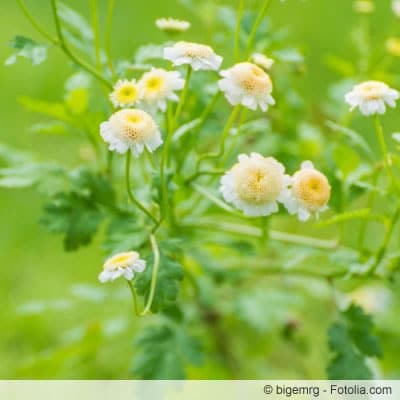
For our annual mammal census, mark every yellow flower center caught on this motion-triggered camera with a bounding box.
[358,81,386,100]
[145,76,164,92]
[177,41,214,58]
[115,84,138,104]
[292,169,331,210]
[231,62,272,94]
[232,158,283,204]
[104,251,139,271]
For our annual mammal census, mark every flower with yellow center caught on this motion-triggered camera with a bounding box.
[386,37,400,57]
[100,109,162,157]
[283,161,331,221]
[109,79,140,108]
[345,81,399,116]
[99,251,146,283]
[250,53,274,71]
[220,153,290,217]
[353,0,375,14]
[393,0,400,17]
[163,41,223,71]
[139,68,184,111]
[155,18,190,33]
[218,62,275,111]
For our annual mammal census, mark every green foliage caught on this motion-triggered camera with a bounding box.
[5,36,47,66]
[40,168,115,251]
[327,304,382,380]
[132,322,203,379]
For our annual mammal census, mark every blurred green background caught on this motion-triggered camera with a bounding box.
[1,0,399,379]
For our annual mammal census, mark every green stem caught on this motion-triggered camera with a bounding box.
[105,0,116,77]
[89,0,101,69]
[16,0,58,44]
[245,0,273,57]
[50,0,112,89]
[234,0,244,61]
[173,65,192,129]
[125,151,158,223]
[127,280,140,317]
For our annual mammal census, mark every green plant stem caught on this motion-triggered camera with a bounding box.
[234,0,244,61]
[16,0,58,44]
[50,0,112,89]
[125,151,158,223]
[127,280,140,316]
[245,0,273,57]
[105,0,116,77]
[173,65,192,129]
[89,0,101,69]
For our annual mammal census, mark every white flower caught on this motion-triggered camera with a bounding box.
[353,0,375,14]
[220,153,290,217]
[250,53,274,70]
[163,41,223,71]
[139,68,184,111]
[345,81,399,116]
[218,62,275,111]
[283,161,331,222]
[99,251,146,283]
[100,109,162,157]
[393,0,400,17]
[110,79,140,108]
[156,18,190,33]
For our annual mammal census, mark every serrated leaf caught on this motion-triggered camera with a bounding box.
[5,36,47,66]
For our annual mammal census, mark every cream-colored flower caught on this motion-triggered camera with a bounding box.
[283,161,331,221]
[139,68,184,111]
[393,0,400,17]
[163,41,223,71]
[218,62,275,111]
[220,153,290,217]
[250,53,274,70]
[109,79,140,108]
[156,18,190,33]
[100,109,162,157]
[386,37,400,57]
[345,81,399,116]
[99,251,146,283]
[353,0,375,13]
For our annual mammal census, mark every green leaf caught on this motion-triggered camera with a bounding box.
[5,36,47,66]
[135,241,184,312]
[58,2,93,41]
[29,121,66,135]
[273,48,304,64]
[333,144,360,178]
[65,88,89,115]
[131,322,203,379]
[18,96,71,122]
[327,304,382,380]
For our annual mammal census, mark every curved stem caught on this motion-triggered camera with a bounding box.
[50,0,112,89]
[245,0,273,57]
[16,0,58,44]
[105,0,116,77]
[127,280,140,317]
[234,0,244,61]
[173,65,192,129]
[89,0,101,69]
[125,151,158,223]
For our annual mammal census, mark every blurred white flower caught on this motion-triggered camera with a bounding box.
[220,153,290,217]
[353,0,375,14]
[348,286,392,314]
[218,62,275,111]
[250,53,274,70]
[139,68,184,111]
[345,81,399,116]
[283,161,331,222]
[100,109,162,157]
[155,18,190,33]
[393,0,400,17]
[163,41,223,71]
[110,79,140,108]
[99,251,146,283]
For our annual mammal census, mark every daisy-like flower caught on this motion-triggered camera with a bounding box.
[155,18,190,33]
[393,0,400,17]
[345,81,399,116]
[386,37,400,57]
[100,109,162,157]
[163,41,223,71]
[250,53,275,70]
[139,68,184,111]
[353,0,375,13]
[99,251,146,283]
[283,161,331,222]
[220,153,290,217]
[218,62,275,111]
[110,79,140,108]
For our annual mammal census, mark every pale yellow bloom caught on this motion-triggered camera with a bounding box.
[156,18,190,33]
[110,79,140,108]
[250,53,274,70]
[99,251,146,282]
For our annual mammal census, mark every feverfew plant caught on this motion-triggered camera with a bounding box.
[4,0,400,380]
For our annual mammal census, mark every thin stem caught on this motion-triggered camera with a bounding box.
[245,0,273,57]
[234,0,244,61]
[105,0,116,77]
[127,280,140,317]
[89,0,101,69]
[173,65,192,129]
[16,0,58,44]
[125,151,158,223]
[50,0,112,89]
[140,234,160,315]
